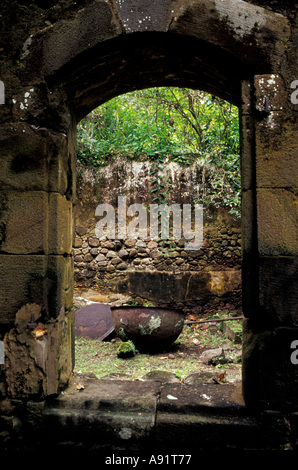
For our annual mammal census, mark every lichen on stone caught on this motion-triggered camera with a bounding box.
[139,314,161,336]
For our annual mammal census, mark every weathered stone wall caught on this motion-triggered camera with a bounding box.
[74,232,242,310]
[74,230,241,281]
[0,0,297,450]
[75,157,237,220]
[74,159,242,308]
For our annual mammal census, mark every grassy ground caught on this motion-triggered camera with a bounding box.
[74,316,242,384]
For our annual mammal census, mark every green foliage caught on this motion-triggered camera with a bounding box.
[76,87,240,214]
[116,341,137,358]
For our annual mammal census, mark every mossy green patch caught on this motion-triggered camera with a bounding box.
[117,341,136,358]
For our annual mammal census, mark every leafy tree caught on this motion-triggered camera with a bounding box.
[76,87,240,214]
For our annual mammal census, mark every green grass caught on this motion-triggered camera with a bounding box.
[75,336,201,381]
[74,319,242,382]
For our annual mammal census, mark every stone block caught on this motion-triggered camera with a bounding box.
[1,191,48,254]
[241,253,259,317]
[156,383,262,450]
[0,123,47,191]
[0,255,46,325]
[0,123,69,194]
[26,378,159,447]
[254,74,287,113]
[1,191,73,255]
[242,320,298,408]
[255,114,298,189]
[32,406,157,448]
[31,1,122,78]
[47,192,73,255]
[47,130,71,196]
[116,0,174,33]
[256,188,298,256]
[56,307,75,391]
[205,270,241,297]
[47,254,74,295]
[258,256,298,325]
[241,80,253,115]
[169,1,290,71]
[0,254,73,325]
[116,270,241,305]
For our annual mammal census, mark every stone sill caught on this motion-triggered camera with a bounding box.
[24,374,291,452]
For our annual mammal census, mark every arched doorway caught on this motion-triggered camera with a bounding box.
[1,0,296,416]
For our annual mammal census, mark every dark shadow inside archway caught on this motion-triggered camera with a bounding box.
[54,31,260,123]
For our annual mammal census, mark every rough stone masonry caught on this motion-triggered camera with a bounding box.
[0,0,297,451]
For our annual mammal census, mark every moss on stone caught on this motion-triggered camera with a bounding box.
[117,341,136,358]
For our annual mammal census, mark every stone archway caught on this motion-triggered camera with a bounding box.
[0,0,297,420]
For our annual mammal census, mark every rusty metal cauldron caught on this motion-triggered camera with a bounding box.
[111,306,185,353]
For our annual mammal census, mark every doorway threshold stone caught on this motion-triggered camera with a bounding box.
[24,375,266,451]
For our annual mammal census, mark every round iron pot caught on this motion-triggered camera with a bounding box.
[111,306,185,353]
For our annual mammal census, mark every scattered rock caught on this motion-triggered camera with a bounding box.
[147,240,158,249]
[100,373,130,381]
[199,348,223,364]
[97,261,108,266]
[184,372,215,384]
[136,240,146,248]
[142,371,180,383]
[106,265,115,272]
